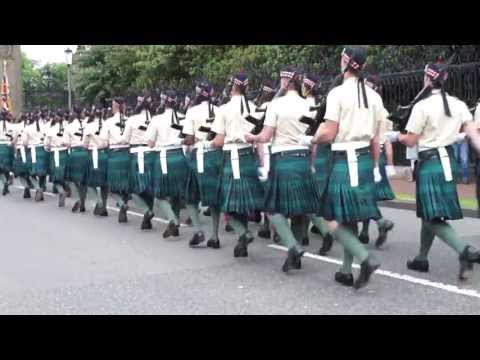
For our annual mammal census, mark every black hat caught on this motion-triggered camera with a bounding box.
[364,74,381,92]
[341,47,367,71]
[113,96,126,105]
[303,73,321,88]
[262,80,276,93]
[233,72,249,87]
[164,90,177,105]
[280,66,301,81]
[424,62,448,83]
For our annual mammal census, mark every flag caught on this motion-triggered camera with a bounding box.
[1,60,12,112]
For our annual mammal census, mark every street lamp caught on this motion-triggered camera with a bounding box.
[64,48,73,111]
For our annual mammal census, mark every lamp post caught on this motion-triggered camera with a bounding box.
[64,48,73,111]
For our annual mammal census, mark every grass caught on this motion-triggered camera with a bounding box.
[395,192,478,210]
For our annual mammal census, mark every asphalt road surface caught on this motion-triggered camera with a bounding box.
[1,185,480,315]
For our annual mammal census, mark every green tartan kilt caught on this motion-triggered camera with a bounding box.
[217,148,264,214]
[129,151,155,195]
[87,149,109,188]
[0,144,13,172]
[185,148,223,206]
[107,148,131,193]
[375,150,395,201]
[264,150,322,217]
[48,149,69,183]
[27,146,49,177]
[12,149,30,177]
[153,148,189,199]
[313,144,332,197]
[322,150,381,223]
[66,147,90,184]
[416,148,462,221]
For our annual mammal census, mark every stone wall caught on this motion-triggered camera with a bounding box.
[0,45,23,117]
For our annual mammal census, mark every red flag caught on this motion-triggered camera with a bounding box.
[1,60,12,112]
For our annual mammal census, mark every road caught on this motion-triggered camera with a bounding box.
[1,185,480,314]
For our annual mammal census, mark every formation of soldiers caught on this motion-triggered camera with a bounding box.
[1,46,480,290]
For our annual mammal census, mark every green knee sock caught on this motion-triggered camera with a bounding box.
[270,214,300,251]
[332,225,369,264]
[68,182,81,200]
[301,216,309,240]
[132,193,150,213]
[310,215,331,238]
[210,207,221,241]
[111,193,126,207]
[86,187,100,207]
[186,203,202,228]
[341,247,354,274]
[416,221,435,261]
[100,186,108,208]
[171,197,182,219]
[290,216,304,243]
[156,199,179,225]
[361,220,370,235]
[30,177,40,189]
[425,220,467,254]
[227,214,248,236]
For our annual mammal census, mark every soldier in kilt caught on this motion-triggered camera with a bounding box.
[0,109,15,196]
[124,95,156,230]
[300,47,384,289]
[147,90,189,239]
[474,103,480,217]
[182,81,223,249]
[45,110,70,207]
[357,75,395,248]
[387,61,480,281]
[64,107,89,213]
[83,106,109,217]
[210,72,265,258]
[23,112,49,202]
[101,97,131,223]
[12,114,34,199]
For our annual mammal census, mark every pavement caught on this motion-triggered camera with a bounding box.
[1,184,480,314]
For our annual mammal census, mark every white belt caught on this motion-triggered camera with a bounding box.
[263,144,271,174]
[0,140,11,145]
[194,142,216,174]
[51,147,68,168]
[223,143,252,180]
[437,147,453,182]
[270,144,309,154]
[331,141,370,187]
[109,144,129,150]
[156,145,183,174]
[130,146,153,175]
[28,144,43,164]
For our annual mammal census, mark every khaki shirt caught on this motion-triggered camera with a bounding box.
[45,122,69,148]
[84,119,108,149]
[146,108,183,147]
[264,90,310,147]
[65,119,86,147]
[0,121,17,143]
[211,95,259,144]
[377,108,393,145]
[183,101,219,141]
[124,110,152,145]
[99,113,129,146]
[22,122,48,146]
[474,103,480,128]
[324,76,385,143]
[405,90,473,151]
[12,123,26,148]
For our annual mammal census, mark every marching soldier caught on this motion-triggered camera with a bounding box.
[147,90,189,238]
[100,97,131,223]
[300,47,384,289]
[0,109,15,196]
[12,113,33,199]
[386,61,480,280]
[83,106,109,216]
[245,66,321,271]
[210,72,265,258]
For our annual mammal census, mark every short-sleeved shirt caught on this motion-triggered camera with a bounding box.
[182,101,219,142]
[84,119,108,149]
[324,76,385,144]
[99,113,129,146]
[405,90,473,152]
[474,103,480,128]
[211,95,260,145]
[22,121,48,146]
[377,107,393,145]
[124,110,152,145]
[146,108,183,147]
[264,90,310,147]
[0,121,17,143]
[45,122,68,148]
[65,118,86,147]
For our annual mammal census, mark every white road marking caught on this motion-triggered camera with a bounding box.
[269,244,480,299]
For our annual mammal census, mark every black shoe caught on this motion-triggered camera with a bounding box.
[354,255,380,290]
[359,232,369,245]
[207,238,220,249]
[98,206,108,217]
[79,204,86,213]
[163,221,179,238]
[311,225,321,235]
[34,190,44,202]
[335,272,354,287]
[141,211,154,230]
[225,223,234,232]
[250,211,262,224]
[258,228,271,239]
[93,203,100,216]
[185,217,193,226]
[375,220,394,248]
[189,232,206,247]
[72,200,80,213]
[233,243,248,258]
[58,193,65,208]
[318,233,334,256]
[118,205,128,223]
[459,246,480,280]
[203,208,211,217]
[273,233,281,244]
[2,183,9,196]
[407,258,429,273]
[282,247,305,273]
[23,188,31,199]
